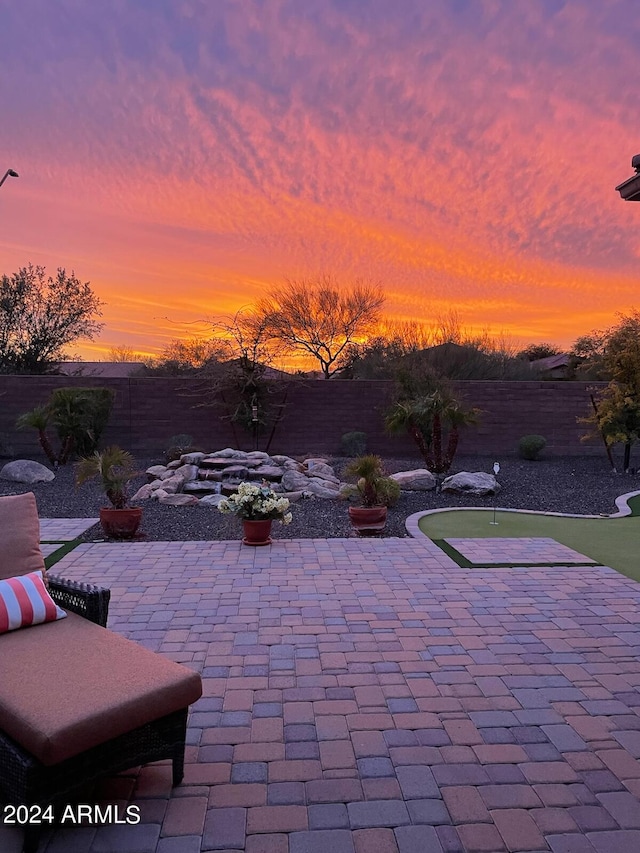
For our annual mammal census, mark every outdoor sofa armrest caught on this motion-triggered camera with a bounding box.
[47,575,111,627]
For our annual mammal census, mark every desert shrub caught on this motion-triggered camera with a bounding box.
[518,434,546,461]
[164,433,200,462]
[341,430,367,457]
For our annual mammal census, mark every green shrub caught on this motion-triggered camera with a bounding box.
[340,430,367,457]
[518,434,547,461]
[17,386,114,465]
[49,387,114,458]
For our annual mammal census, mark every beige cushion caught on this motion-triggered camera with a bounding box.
[0,612,203,765]
[0,493,46,581]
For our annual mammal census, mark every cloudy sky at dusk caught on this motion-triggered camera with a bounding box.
[1,0,639,359]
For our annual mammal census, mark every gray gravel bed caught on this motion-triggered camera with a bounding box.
[1,454,638,542]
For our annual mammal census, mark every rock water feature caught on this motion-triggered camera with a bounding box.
[129,447,499,507]
[131,449,348,506]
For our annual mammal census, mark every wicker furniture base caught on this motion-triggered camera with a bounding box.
[0,576,194,853]
[0,708,187,853]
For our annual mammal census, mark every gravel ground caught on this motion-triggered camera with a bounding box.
[2,452,639,542]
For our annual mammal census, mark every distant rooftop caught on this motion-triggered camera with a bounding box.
[56,361,144,378]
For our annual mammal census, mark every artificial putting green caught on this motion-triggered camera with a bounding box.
[418,509,640,583]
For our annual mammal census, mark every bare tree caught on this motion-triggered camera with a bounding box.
[107,344,137,362]
[257,276,385,378]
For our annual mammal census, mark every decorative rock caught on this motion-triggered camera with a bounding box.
[441,471,501,496]
[251,465,285,481]
[158,493,198,506]
[172,464,199,482]
[281,491,305,503]
[304,481,341,498]
[130,484,154,501]
[158,474,185,494]
[146,465,167,480]
[166,460,182,469]
[307,476,340,491]
[198,470,223,481]
[271,455,296,465]
[159,468,177,480]
[221,465,249,479]
[282,469,310,491]
[211,448,248,459]
[199,458,236,470]
[304,458,329,468]
[304,461,335,479]
[390,469,437,491]
[246,451,271,461]
[282,459,305,471]
[198,493,226,506]
[148,479,165,491]
[180,452,206,464]
[183,481,222,494]
[0,460,55,484]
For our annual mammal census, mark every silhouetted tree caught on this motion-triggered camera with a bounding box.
[256,276,385,378]
[0,265,104,373]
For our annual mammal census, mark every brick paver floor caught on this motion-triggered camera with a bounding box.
[5,536,640,853]
[39,517,99,541]
[445,537,599,566]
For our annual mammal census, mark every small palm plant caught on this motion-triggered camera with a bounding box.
[386,384,479,475]
[16,405,57,465]
[75,446,138,509]
[344,454,400,507]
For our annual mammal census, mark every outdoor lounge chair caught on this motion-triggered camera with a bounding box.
[0,493,203,853]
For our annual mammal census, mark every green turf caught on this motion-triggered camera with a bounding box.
[418,510,640,582]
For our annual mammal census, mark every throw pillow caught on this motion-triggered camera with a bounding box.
[0,493,46,581]
[0,570,67,634]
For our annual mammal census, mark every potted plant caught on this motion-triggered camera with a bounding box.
[343,454,400,535]
[217,481,292,545]
[76,446,142,539]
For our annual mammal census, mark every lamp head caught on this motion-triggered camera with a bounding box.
[7,169,18,178]
[632,154,640,174]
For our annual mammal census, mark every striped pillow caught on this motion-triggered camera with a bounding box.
[0,571,67,634]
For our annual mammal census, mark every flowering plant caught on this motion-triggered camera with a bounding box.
[218,482,293,524]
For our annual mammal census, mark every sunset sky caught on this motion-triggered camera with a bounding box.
[1,0,639,360]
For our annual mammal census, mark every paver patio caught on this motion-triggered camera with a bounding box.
[444,537,599,566]
[5,536,640,853]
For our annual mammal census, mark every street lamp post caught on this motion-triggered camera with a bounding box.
[0,168,19,189]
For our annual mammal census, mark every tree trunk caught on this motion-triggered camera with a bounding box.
[432,414,443,473]
[624,441,631,473]
[37,429,57,466]
[407,423,431,468]
[444,428,459,473]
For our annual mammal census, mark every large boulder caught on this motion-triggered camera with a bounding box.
[130,483,154,501]
[0,460,55,483]
[146,465,168,480]
[441,472,501,496]
[390,469,437,491]
[282,469,310,491]
[172,463,199,482]
[303,481,341,499]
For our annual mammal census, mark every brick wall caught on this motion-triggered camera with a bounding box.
[0,375,606,458]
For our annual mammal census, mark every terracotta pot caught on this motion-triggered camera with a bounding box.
[242,519,273,546]
[99,507,143,539]
[348,505,387,536]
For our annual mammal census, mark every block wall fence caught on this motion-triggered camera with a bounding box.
[0,376,607,459]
